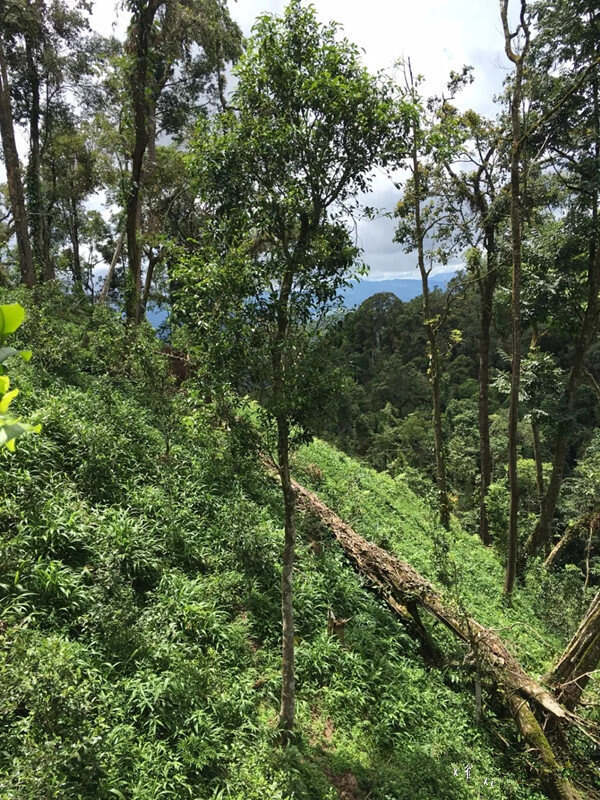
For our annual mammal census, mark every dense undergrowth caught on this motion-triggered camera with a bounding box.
[0,287,588,799]
[293,442,595,675]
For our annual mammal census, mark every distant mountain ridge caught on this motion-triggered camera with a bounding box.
[146,270,459,327]
[341,271,458,308]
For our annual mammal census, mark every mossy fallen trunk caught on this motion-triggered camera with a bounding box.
[507,694,580,800]
[272,467,586,800]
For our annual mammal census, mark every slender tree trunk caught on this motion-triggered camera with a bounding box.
[141,248,160,313]
[412,139,450,530]
[548,591,600,711]
[25,32,49,280]
[125,3,162,323]
[70,197,82,289]
[428,324,450,530]
[42,157,57,274]
[272,266,297,741]
[277,414,296,741]
[531,420,544,507]
[528,325,546,512]
[0,39,35,287]
[126,121,146,323]
[527,70,600,557]
[216,36,228,111]
[501,0,529,596]
[478,257,496,545]
[98,231,124,304]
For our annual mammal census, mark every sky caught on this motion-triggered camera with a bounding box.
[4,0,515,281]
[89,0,513,280]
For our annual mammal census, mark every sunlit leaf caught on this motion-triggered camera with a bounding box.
[0,304,25,336]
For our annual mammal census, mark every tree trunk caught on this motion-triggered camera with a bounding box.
[277,414,296,742]
[506,693,582,800]
[125,3,162,323]
[544,524,577,570]
[268,465,586,800]
[412,139,450,530]
[272,265,296,741]
[125,118,145,323]
[527,56,600,558]
[531,419,545,509]
[70,196,82,289]
[548,592,600,711]
[24,31,48,280]
[141,248,160,314]
[501,0,529,596]
[0,38,35,287]
[505,103,522,595]
[98,231,124,304]
[527,246,600,556]
[478,257,496,545]
[429,325,450,530]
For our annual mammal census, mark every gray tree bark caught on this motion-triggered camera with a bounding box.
[0,38,35,287]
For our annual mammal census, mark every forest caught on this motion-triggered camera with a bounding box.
[0,0,599,798]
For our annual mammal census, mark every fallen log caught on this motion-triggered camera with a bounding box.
[544,512,599,570]
[548,591,600,711]
[276,467,589,800]
[544,524,578,570]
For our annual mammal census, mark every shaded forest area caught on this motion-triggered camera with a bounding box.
[1,0,600,798]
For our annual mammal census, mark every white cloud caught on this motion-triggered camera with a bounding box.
[3,0,512,279]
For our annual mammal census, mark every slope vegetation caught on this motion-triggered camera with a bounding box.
[0,290,570,799]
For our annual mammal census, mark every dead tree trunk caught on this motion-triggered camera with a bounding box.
[267,464,589,800]
[98,232,124,304]
[548,592,600,712]
[544,525,577,570]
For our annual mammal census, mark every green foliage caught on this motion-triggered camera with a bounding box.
[176,0,404,440]
[0,303,41,451]
[0,288,559,799]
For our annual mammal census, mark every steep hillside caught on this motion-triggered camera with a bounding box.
[293,441,585,676]
[0,291,584,800]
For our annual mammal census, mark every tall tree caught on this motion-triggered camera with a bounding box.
[394,63,466,531]
[123,0,242,323]
[500,0,530,596]
[46,121,99,290]
[525,0,600,557]
[0,20,34,286]
[175,0,400,739]
[442,111,507,544]
[4,0,94,281]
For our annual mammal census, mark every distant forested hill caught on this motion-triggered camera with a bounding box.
[342,271,457,307]
[146,271,459,328]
